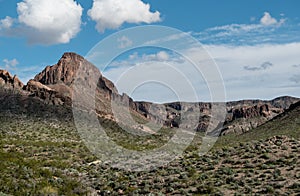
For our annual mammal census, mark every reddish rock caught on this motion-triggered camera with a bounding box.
[0,70,24,89]
[25,79,70,105]
[33,52,118,105]
[34,52,84,85]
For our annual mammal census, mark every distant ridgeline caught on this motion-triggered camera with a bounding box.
[0,52,299,136]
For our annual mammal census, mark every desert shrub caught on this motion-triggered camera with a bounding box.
[261,185,274,194]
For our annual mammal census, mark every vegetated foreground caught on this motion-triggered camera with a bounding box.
[0,111,299,195]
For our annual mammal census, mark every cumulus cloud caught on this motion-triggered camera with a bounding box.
[0,0,83,45]
[260,12,277,26]
[143,51,170,62]
[244,61,273,71]
[0,16,14,29]
[129,52,139,60]
[156,51,170,61]
[260,12,285,26]
[17,0,83,44]
[88,0,161,32]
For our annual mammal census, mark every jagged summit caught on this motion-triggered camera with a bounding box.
[33,52,118,94]
[26,52,118,108]
[34,52,85,85]
[0,70,24,89]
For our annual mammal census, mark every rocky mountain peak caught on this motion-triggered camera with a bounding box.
[34,52,85,86]
[25,52,119,108]
[0,70,24,89]
[58,52,85,65]
[33,52,118,94]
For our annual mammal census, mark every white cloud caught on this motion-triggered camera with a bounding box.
[260,12,278,26]
[0,0,83,45]
[129,52,139,60]
[102,42,300,102]
[144,32,192,45]
[205,43,300,100]
[17,0,83,44]
[0,16,14,29]
[88,0,161,32]
[196,12,289,45]
[104,53,209,103]
[118,36,133,48]
[143,51,170,62]
[106,51,176,71]
[1,58,19,71]
[260,12,286,27]
[116,51,174,66]
[203,13,285,36]
[206,24,260,33]
[156,51,169,61]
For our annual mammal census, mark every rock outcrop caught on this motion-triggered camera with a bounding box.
[34,52,84,85]
[25,80,69,105]
[221,96,299,135]
[133,96,299,135]
[29,52,119,109]
[0,70,24,90]
[34,52,118,94]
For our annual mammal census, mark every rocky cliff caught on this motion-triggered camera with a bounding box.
[0,70,23,90]
[24,52,118,109]
[0,52,299,136]
[221,97,299,135]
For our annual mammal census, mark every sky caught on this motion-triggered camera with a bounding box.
[0,0,300,102]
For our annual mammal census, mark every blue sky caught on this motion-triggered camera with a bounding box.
[0,0,300,102]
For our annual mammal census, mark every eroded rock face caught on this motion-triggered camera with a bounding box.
[0,70,24,89]
[34,52,118,94]
[34,52,84,85]
[31,52,119,108]
[230,104,272,120]
[136,97,300,135]
[25,80,70,105]
[221,96,300,135]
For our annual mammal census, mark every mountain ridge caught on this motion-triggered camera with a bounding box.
[0,52,299,135]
